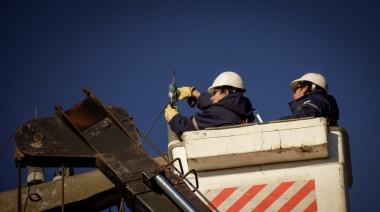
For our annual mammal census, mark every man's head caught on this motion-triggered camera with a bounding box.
[208,71,245,103]
[290,73,328,100]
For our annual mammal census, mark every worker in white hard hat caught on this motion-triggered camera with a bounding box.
[279,73,339,126]
[165,71,254,134]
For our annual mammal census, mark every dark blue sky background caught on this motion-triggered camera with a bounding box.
[1,1,379,211]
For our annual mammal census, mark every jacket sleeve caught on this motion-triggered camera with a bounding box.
[169,105,242,134]
[169,92,213,134]
[169,92,250,134]
[194,107,239,129]
[197,92,213,109]
[279,99,323,120]
[169,114,197,134]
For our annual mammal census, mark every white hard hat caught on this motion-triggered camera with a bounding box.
[207,71,245,93]
[291,73,328,92]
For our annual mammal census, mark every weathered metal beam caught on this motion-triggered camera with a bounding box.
[0,169,117,211]
[0,156,168,211]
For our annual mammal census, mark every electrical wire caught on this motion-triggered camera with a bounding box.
[118,197,125,212]
[139,102,170,145]
[0,132,15,158]
[17,161,22,212]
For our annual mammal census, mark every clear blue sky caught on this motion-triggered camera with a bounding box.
[1,1,379,211]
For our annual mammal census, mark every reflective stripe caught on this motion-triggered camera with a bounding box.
[192,116,200,130]
[205,180,316,211]
[302,102,322,114]
[302,102,336,124]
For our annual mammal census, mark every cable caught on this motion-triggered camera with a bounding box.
[118,197,125,212]
[140,102,170,145]
[0,132,15,158]
[61,165,64,212]
[17,161,22,212]
[137,129,169,162]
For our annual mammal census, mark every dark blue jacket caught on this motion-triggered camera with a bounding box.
[169,92,254,134]
[280,88,339,126]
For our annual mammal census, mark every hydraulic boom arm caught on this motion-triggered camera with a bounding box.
[14,86,209,211]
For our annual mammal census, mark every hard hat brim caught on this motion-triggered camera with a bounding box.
[291,79,303,92]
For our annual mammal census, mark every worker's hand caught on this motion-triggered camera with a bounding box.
[165,104,179,122]
[176,87,195,101]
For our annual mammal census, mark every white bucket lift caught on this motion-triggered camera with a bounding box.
[168,117,352,211]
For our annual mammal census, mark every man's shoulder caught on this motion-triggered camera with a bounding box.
[305,92,332,105]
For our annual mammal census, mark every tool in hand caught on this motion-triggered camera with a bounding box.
[168,69,197,108]
[168,70,178,106]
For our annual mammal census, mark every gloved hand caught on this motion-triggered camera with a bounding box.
[176,87,195,101]
[165,104,179,122]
